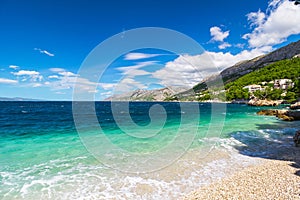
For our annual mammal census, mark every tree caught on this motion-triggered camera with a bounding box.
[284,91,296,103]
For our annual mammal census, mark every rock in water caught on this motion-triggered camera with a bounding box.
[290,102,300,110]
[257,109,300,121]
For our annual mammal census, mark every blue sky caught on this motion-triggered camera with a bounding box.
[0,0,300,100]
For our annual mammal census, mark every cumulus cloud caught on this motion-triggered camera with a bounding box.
[0,78,18,84]
[243,0,300,48]
[209,26,231,49]
[152,54,216,88]
[12,70,43,82]
[9,65,19,70]
[205,46,272,70]
[153,45,272,88]
[124,53,160,60]
[210,26,230,42]
[34,48,54,57]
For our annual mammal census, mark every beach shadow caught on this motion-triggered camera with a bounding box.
[290,163,300,176]
[230,120,300,177]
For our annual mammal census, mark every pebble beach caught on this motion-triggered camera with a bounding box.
[185,143,300,200]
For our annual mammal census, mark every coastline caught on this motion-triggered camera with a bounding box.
[184,135,300,200]
[185,159,300,200]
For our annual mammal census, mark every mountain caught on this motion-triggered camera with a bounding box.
[0,97,43,101]
[176,40,300,99]
[106,40,300,102]
[193,40,300,92]
[225,58,300,102]
[105,87,186,101]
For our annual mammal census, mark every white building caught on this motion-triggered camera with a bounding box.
[274,79,294,90]
[243,84,262,93]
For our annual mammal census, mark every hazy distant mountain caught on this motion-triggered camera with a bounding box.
[105,87,187,101]
[0,97,43,101]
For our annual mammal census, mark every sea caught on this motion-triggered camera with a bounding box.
[0,101,299,199]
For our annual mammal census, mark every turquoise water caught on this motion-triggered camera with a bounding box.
[0,102,299,199]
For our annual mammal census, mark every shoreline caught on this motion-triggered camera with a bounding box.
[184,137,300,200]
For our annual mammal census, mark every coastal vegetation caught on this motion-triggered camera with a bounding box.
[225,58,300,102]
[192,58,300,102]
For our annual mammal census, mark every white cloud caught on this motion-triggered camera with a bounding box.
[98,82,116,90]
[13,70,39,76]
[48,75,59,79]
[100,62,153,93]
[49,68,65,72]
[246,9,266,28]
[12,70,43,82]
[114,78,147,92]
[243,0,300,48]
[0,78,18,84]
[210,26,230,42]
[46,72,98,93]
[218,42,232,49]
[49,68,78,77]
[152,54,216,88]
[235,43,245,49]
[124,53,160,60]
[34,48,54,57]
[46,68,97,92]
[153,46,272,88]
[100,91,112,97]
[206,46,272,70]
[32,83,42,87]
[116,61,157,78]
[9,65,19,70]
[58,71,78,77]
[210,26,231,49]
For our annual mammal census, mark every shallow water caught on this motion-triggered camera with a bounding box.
[0,102,299,199]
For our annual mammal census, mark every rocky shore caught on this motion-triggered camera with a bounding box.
[257,109,300,121]
[247,99,283,106]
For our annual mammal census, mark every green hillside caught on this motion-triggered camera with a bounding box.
[225,58,300,101]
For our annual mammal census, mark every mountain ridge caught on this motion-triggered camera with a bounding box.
[191,40,300,93]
